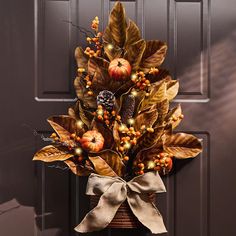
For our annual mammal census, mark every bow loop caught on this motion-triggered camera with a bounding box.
[75,171,167,234]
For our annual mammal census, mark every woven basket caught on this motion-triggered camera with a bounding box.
[90,194,155,228]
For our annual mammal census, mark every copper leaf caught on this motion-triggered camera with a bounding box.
[74,76,97,108]
[74,47,88,70]
[164,133,202,158]
[124,39,146,71]
[165,104,182,129]
[47,115,79,146]
[64,160,92,176]
[107,2,127,48]
[33,145,73,162]
[125,19,141,46]
[140,81,167,111]
[98,150,125,177]
[134,108,158,131]
[154,99,169,126]
[89,156,117,177]
[139,40,167,73]
[166,80,179,101]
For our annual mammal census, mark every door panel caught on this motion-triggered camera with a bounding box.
[1,0,236,236]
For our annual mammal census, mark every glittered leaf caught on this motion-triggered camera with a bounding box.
[139,40,167,73]
[33,145,73,162]
[74,76,97,108]
[164,133,202,158]
[89,156,117,177]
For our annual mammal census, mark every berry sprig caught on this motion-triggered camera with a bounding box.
[94,105,117,127]
[131,71,151,92]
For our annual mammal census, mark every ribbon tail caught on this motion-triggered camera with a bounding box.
[75,182,126,233]
[127,192,167,234]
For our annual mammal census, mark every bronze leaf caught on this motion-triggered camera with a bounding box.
[74,47,89,70]
[74,76,97,108]
[64,160,92,176]
[89,156,117,177]
[139,40,167,73]
[166,80,179,101]
[125,19,141,46]
[107,1,127,48]
[134,108,158,131]
[33,145,74,162]
[124,39,146,71]
[164,133,202,159]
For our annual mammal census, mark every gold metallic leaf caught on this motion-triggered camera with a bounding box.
[140,81,167,111]
[125,19,141,46]
[164,133,202,158]
[103,41,123,61]
[64,160,92,176]
[74,76,97,108]
[124,39,146,71]
[33,145,73,162]
[139,40,167,73]
[107,1,127,48]
[74,47,88,70]
[166,80,179,101]
[134,109,158,131]
[47,115,79,147]
[165,104,182,129]
[97,150,125,177]
[89,156,117,177]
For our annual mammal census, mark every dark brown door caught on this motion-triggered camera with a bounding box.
[1,0,236,236]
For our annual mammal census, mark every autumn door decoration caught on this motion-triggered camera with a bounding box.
[33,2,202,234]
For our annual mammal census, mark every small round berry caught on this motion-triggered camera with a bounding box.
[87,91,93,96]
[123,156,129,161]
[70,133,76,139]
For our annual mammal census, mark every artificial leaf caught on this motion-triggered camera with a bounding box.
[166,80,179,101]
[103,41,123,61]
[74,76,97,108]
[91,120,114,149]
[113,121,120,145]
[135,126,165,153]
[89,156,117,177]
[146,68,171,84]
[97,150,125,176]
[107,1,127,48]
[140,81,167,111]
[64,160,92,176]
[165,104,182,129]
[124,39,146,71]
[74,47,88,70]
[139,40,167,73]
[68,107,76,119]
[33,145,73,162]
[125,19,141,46]
[47,115,79,146]
[74,100,93,129]
[164,133,202,158]
[154,99,169,126]
[134,109,158,131]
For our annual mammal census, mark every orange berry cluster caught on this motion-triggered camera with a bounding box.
[50,132,59,141]
[148,67,159,75]
[77,69,94,96]
[95,105,116,127]
[131,71,151,91]
[91,16,99,32]
[117,124,141,155]
[171,114,184,121]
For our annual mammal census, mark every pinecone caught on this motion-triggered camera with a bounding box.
[96,90,115,111]
[120,94,135,123]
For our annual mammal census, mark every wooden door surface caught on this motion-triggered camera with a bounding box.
[1,0,236,236]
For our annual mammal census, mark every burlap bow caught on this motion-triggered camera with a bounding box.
[75,171,167,234]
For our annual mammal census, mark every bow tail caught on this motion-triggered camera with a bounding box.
[127,192,167,234]
[75,182,126,233]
